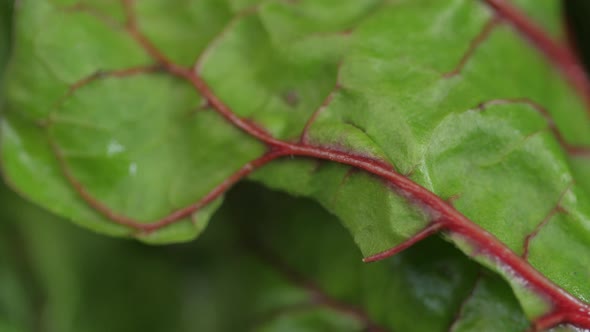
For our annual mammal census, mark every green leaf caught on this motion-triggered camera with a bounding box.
[0,181,528,331]
[0,0,10,61]
[2,0,590,330]
[0,0,13,85]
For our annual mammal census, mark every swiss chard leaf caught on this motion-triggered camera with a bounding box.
[2,0,590,330]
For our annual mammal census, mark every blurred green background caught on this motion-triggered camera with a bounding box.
[0,1,588,331]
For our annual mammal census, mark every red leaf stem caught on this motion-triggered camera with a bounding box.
[39,1,590,329]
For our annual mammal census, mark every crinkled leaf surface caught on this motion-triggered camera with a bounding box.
[2,0,590,330]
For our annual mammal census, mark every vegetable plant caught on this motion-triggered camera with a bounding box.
[1,0,590,331]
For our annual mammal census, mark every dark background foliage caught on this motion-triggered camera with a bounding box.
[565,1,590,74]
[0,1,588,331]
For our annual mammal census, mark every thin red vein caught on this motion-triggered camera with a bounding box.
[122,0,173,67]
[247,240,388,332]
[300,61,344,144]
[363,222,444,263]
[43,2,590,330]
[475,98,590,157]
[121,0,259,148]
[194,5,259,71]
[522,184,572,259]
[329,167,359,206]
[60,2,122,29]
[50,135,280,232]
[135,152,281,232]
[532,311,590,331]
[444,16,500,77]
[169,65,287,147]
[119,1,284,146]
[447,275,482,332]
[121,0,136,29]
[47,135,142,229]
[267,143,590,328]
[483,0,590,114]
[56,65,162,107]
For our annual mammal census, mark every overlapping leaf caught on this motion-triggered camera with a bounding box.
[0,181,528,331]
[2,0,590,330]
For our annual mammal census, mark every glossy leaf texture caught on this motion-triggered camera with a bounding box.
[1,0,590,330]
[0,181,528,332]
